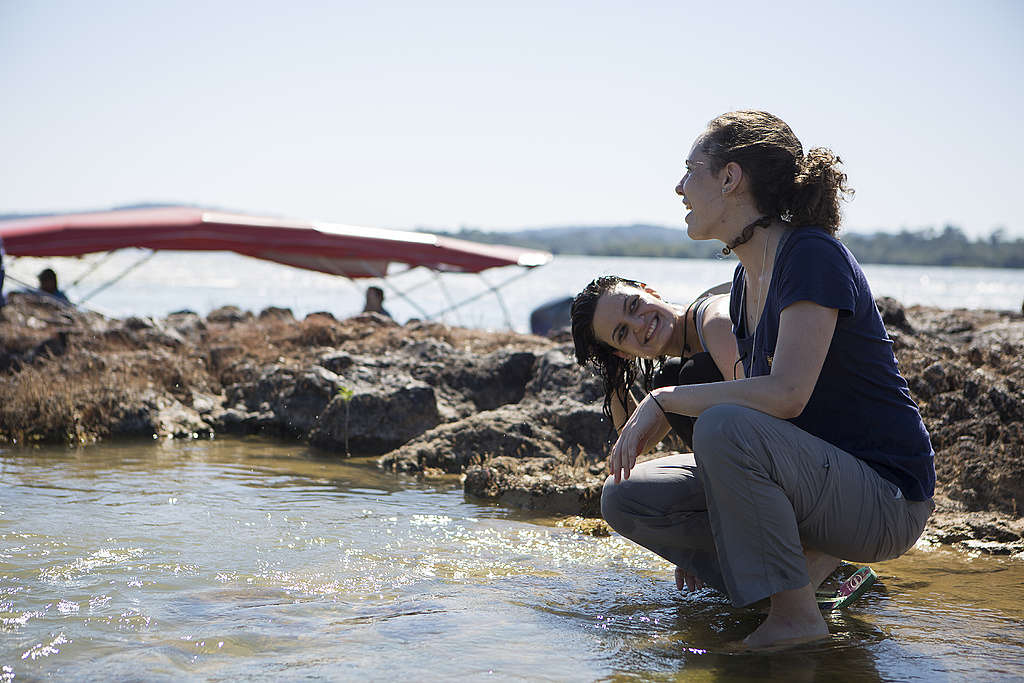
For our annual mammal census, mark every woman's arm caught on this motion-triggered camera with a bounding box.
[608,301,838,483]
[609,384,672,449]
[699,294,742,379]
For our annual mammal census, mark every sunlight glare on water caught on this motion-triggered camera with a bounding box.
[1,438,1022,681]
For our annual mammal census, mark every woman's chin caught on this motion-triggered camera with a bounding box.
[687,225,717,243]
[685,216,703,240]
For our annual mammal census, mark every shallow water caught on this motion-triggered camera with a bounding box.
[2,438,1022,681]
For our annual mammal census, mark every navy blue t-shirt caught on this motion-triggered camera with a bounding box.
[730,227,935,500]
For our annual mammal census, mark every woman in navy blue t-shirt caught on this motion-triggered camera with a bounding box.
[607,111,935,650]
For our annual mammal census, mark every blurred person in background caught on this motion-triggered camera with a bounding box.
[362,285,392,318]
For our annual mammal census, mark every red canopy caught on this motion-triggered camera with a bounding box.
[0,207,551,278]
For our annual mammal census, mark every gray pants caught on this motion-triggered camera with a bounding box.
[601,404,934,607]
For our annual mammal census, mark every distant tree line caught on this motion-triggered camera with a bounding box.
[436,224,1024,268]
[840,226,1023,268]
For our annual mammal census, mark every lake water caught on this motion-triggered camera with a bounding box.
[3,438,1023,681]
[5,251,1023,332]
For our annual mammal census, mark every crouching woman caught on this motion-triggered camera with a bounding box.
[587,110,935,650]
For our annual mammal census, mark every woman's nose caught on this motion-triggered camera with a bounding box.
[675,180,684,196]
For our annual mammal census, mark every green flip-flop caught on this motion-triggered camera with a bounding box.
[816,566,878,611]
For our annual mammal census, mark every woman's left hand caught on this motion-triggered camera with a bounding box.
[609,392,668,484]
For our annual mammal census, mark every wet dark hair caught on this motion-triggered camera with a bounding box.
[571,275,660,427]
[700,110,854,249]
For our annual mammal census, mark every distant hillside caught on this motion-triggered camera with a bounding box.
[437,224,1024,268]
[443,224,723,259]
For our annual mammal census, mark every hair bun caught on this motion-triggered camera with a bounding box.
[789,147,854,229]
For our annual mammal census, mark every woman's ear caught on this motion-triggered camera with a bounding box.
[721,161,744,195]
[613,350,634,360]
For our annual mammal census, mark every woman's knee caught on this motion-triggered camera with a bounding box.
[692,403,754,454]
[600,475,637,535]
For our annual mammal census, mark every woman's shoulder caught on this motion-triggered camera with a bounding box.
[776,227,871,313]
[782,226,859,265]
[785,225,842,246]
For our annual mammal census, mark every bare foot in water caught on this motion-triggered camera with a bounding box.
[742,583,829,650]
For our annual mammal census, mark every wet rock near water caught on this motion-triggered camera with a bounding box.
[380,399,605,474]
[892,302,1024,518]
[309,379,441,454]
[922,499,1024,558]
[1,294,1022,556]
[217,363,341,438]
[463,455,605,517]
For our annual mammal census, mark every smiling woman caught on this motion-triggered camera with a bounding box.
[600,110,937,651]
[570,275,736,442]
[591,283,681,359]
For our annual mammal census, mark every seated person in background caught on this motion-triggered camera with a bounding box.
[362,286,392,318]
[37,268,69,303]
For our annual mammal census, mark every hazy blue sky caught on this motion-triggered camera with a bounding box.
[2,1,1021,237]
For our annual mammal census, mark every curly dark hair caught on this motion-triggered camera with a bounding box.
[571,275,660,427]
[700,110,854,238]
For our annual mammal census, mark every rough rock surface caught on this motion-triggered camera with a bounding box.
[1,292,1021,557]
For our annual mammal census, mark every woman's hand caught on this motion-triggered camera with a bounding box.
[675,566,704,592]
[609,391,669,484]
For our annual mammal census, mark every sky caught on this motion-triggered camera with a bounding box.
[2,0,1022,238]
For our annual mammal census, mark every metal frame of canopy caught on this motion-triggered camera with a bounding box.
[0,208,553,328]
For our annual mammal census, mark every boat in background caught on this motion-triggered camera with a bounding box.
[0,207,552,327]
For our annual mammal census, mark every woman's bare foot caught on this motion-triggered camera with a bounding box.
[742,582,829,650]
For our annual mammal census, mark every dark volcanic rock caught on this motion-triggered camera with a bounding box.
[437,349,536,412]
[922,502,1024,556]
[463,456,604,516]
[538,398,613,457]
[109,397,160,436]
[108,391,213,439]
[876,296,913,333]
[310,378,440,455]
[207,306,251,324]
[380,404,566,473]
[218,364,340,437]
[524,348,604,403]
[318,351,355,374]
[899,305,1024,519]
[259,306,295,321]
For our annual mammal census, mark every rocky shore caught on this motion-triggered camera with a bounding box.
[1,293,1021,557]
